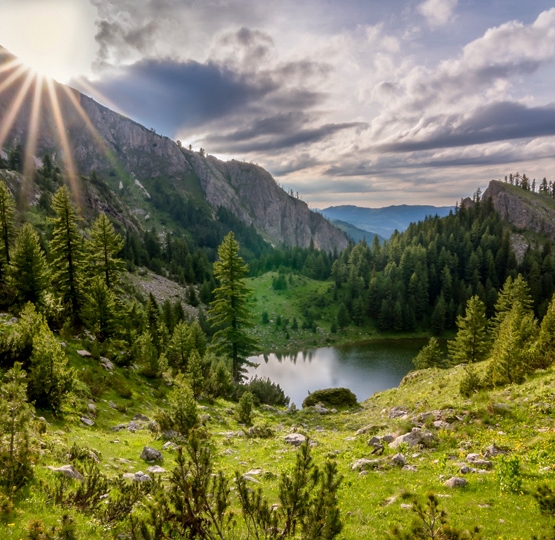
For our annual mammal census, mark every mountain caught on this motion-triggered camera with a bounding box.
[320,204,454,239]
[0,46,348,253]
[328,219,384,244]
[483,179,555,242]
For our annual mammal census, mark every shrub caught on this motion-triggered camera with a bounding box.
[459,365,483,397]
[236,391,254,425]
[156,376,199,436]
[497,455,522,493]
[535,484,555,516]
[245,376,290,407]
[302,387,357,409]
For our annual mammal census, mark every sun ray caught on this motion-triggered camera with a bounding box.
[45,77,81,205]
[0,63,29,97]
[0,57,24,76]
[60,84,127,179]
[0,69,35,151]
[71,76,127,117]
[22,74,44,187]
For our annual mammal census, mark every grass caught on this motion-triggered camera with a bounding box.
[4,336,555,538]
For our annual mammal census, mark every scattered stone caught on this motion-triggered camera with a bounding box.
[146,465,166,474]
[388,406,409,419]
[356,424,385,436]
[134,414,150,422]
[390,428,436,449]
[87,403,97,415]
[100,357,114,371]
[400,503,413,510]
[89,451,101,463]
[76,350,92,357]
[433,421,451,430]
[132,471,152,482]
[80,416,95,427]
[162,430,180,440]
[46,465,84,481]
[221,449,235,456]
[112,423,127,432]
[484,444,507,457]
[314,403,329,415]
[351,458,382,471]
[466,453,480,462]
[163,441,178,451]
[444,477,467,489]
[391,453,406,467]
[284,433,306,446]
[127,421,142,432]
[140,446,162,462]
[242,475,261,484]
[344,436,356,441]
[245,469,263,476]
[460,465,476,474]
[368,436,382,446]
[470,459,493,469]
[109,402,118,410]
[402,465,418,472]
[382,434,395,444]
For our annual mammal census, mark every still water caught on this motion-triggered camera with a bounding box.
[246,339,427,407]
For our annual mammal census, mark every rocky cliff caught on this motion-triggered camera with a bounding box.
[482,180,555,242]
[0,47,348,252]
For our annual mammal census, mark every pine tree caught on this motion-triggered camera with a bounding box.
[0,180,15,276]
[85,213,125,290]
[413,337,444,369]
[448,296,490,365]
[208,232,257,383]
[81,276,119,342]
[27,321,75,413]
[7,223,50,306]
[491,274,533,333]
[0,362,34,496]
[49,186,84,320]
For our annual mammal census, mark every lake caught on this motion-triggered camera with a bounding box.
[246,338,428,407]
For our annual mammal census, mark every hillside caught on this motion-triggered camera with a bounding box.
[0,46,348,253]
[320,204,454,239]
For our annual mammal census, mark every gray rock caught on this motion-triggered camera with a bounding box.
[388,406,409,419]
[87,403,97,415]
[355,424,384,436]
[390,428,436,449]
[76,350,92,357]
[133,471,152,482]
[382,434,396,444]
[402,465,418,472]
[146,465,166,474]
[242,475,261,484]
[484,444,506,457]
[141,446,162,462]
[391,453,406,467]
[80,416,95,427]
[433,420,451,430]
[314,403,329,414]
[100,357,114,371]
[284,433,306,446]
[470,459,493,469]
[444,477,467,488]
[162,430,180,440]
[127,421,142,432]
[460,465,475,474]
[112,423,127,431]
[368,436,382,446]
[46,464,84,481]
[134,413,150,422]
[163,441,178,451]
[351,458,382,471]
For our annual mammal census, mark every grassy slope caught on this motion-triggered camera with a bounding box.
[3,337,555,538]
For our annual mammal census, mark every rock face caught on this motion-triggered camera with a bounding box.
[483,180,555,244]
[0,47,348,252]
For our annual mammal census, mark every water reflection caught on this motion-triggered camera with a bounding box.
[246,339,427,407]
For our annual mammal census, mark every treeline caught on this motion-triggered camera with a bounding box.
[330,197,555,333]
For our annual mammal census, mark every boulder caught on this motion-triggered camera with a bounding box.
[284,433,306,446]
[100,357,114,371]
[388,406,409,419]
[46,464,84,481]
[390,428,436,449]
[314,403,329,415]
[141,446,162,462]
[391,453,406,467]
[80,416,95,427]
[351,458,382,472]
[146,465,166,474]
[444,477,467,488]
[76,350,91,357]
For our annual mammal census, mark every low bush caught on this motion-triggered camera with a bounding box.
[302,387,357,409]
[245,376,290,407]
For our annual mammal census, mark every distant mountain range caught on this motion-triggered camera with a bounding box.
[320,204,455,239]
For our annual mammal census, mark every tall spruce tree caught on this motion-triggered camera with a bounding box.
[448,296,490,365]
[7,223,50,306]
[208,232,256,383]
[0,180,15,277]
[86,213,125,289]
[50,186,84,321]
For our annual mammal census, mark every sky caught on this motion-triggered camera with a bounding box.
[2,0,555,208]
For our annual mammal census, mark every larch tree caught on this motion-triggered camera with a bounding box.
[86,213,125,290]
[208,232,257,383]
[448,295,490,365]
[0,180,15,277]
[7,223,50,306]
[50,186,84,321]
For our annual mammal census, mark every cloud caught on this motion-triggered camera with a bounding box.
[417,0,457,28]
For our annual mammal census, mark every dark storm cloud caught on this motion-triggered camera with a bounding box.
[379,102,555,153]
[80,58,278,134]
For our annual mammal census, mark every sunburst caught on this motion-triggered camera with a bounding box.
[0,51,127,206]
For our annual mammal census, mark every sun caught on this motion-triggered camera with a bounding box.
[1,0,97,83]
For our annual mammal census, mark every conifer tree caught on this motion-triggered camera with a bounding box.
[0,180,15,276]
[49,186,84,320]
[86,213,125,290]
[448,296,490,365]
[537,293,555,368]
[81,276,119,342]
[0,362,34,496]
[208,232,256,383]
[7,223,50,306]
[413,337,444,369]
[491,274,533,333]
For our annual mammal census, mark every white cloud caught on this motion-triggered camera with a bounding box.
[418,0,458,28]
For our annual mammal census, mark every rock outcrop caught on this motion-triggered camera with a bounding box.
[0,47,348,252]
